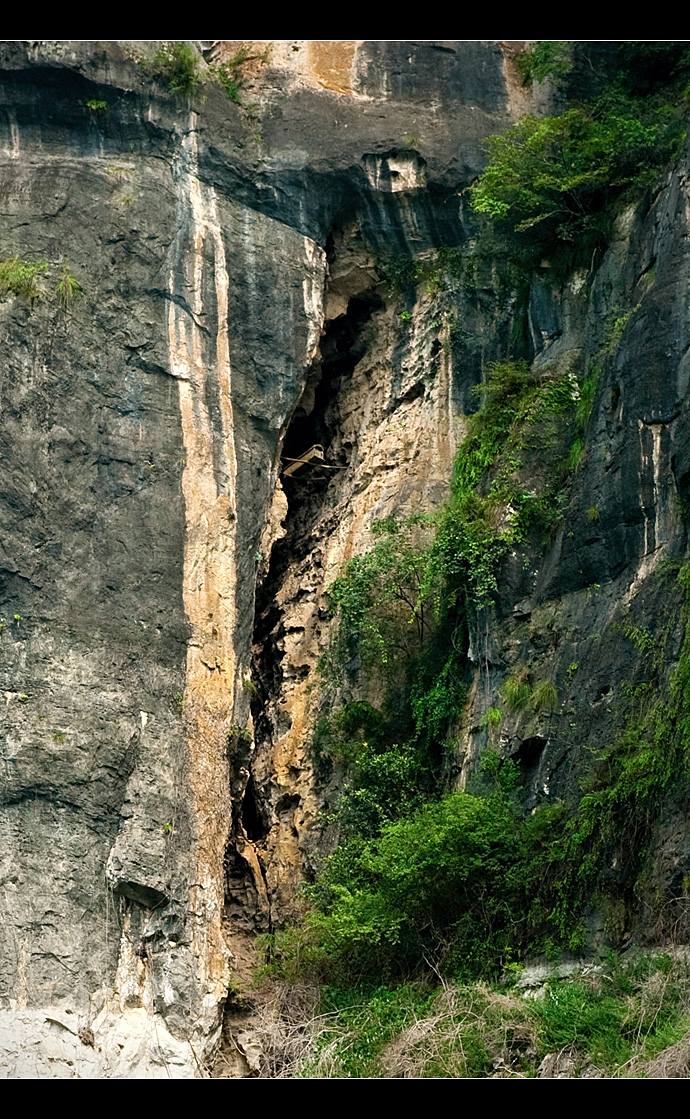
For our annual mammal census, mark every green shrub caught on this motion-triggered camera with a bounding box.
[411,649,468,738]
[470,46,687,274]
[213,62,243,104]
[331,744,428,840]
[57,265,81,308]
[0,256,48,300]
[576,366,599,432]
[322,515,436,683]
[472,104,682,271]
[516,41,573,86]
[530,680,558,713]
[480,706,502,729]
[566,438,585,473]
[378,247,464,296]
[147,41,203,96]
[211,46,269,105]
[306,789,524,975]
[432,361,576,616]
[503,668,531,711]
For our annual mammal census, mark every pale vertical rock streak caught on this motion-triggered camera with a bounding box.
[167,117,237,1023]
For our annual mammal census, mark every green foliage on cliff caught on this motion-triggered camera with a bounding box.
[283,368,690,983]
[302,787,545,977]
[378,247,464,296]
[57,265,81,308]
[0,257,82,309]
[274,43,690,990]
[516,41,573,86]
[321,515,436,683]
[211,47,266,105]
[278,615,690,977]
[313,702,430,840]
[470,44,688,272]
[324,360,578,689]
[0,256,48,300]
[296,359,603,977]
[146,41,204,96]
[212,62,243,105]
[316,359,578,871]
[470,103,683,272]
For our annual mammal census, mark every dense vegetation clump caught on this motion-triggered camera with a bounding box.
[265,360,604,979]
[0,257,80,306]
[146,41,204,96]
[470,42,689,274]
[0,256,48,300]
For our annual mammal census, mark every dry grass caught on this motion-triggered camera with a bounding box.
[218,980,339,1078]
[632,1032,690,1077]
[214,949,690,1078]
[378,982,537,1078]
[226,979,540,1078]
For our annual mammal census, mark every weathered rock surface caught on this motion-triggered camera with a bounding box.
[0,40,525,1077]
[3,39,690,1079]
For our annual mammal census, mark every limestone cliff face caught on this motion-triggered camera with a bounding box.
[3,40,689,1080]
[0,40,523,1077]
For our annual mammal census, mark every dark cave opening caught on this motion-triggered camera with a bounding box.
[512,735,548,775]
[274,293,382,574]
[241,775,269,842]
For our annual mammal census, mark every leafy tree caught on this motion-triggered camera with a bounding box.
[470,101,683,270]
[516,41,573,85]
[323,515,436,681]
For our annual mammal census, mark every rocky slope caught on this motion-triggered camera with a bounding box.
[1,40,689,1078]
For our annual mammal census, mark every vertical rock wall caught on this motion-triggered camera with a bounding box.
[0,40,518,1076]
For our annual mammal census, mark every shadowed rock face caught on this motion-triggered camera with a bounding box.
[0,40,519,1077]
[3,40,690,1079]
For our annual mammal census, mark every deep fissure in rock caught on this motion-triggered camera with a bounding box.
[224,271,384,933]
[251,288,382,737]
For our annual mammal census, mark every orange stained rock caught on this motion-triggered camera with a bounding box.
[307,41,358,94]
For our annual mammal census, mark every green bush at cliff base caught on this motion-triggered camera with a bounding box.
[314,360,579,917]
[281,560,690,982]
[301,789,545,978]
[301,333,690,985]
